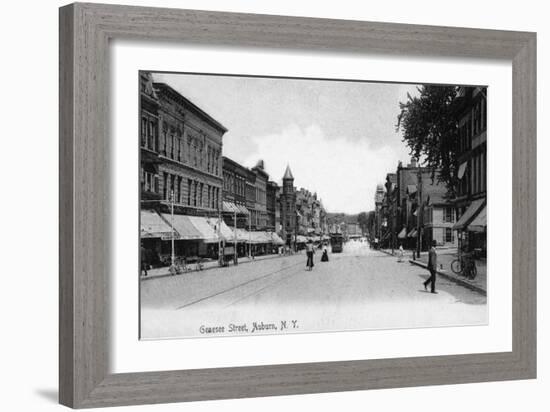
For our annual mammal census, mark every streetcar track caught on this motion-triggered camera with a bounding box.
[175,260,303,310]
[223,269,302,308]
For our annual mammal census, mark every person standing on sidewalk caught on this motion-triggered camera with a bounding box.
[423,240,437,293]
[397,244,404,262]
[140,244,148,277]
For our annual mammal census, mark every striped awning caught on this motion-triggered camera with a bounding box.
[468,205,486,232]
[457,161,468,179]
[397,227,407,239]
[140,210,174,238]
[187,216,219,243]
[222,201,249,215]
[453,199,485,231]
[270,232,285,245]
[161,213,202,240]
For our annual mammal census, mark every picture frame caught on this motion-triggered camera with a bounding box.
[59,2,536,408]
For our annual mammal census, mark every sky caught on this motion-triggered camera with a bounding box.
[153,72,420,214]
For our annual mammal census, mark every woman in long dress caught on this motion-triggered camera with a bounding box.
[321,242,329,262]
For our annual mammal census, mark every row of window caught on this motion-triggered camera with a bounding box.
[256,187,266,206]
[458,152,487,197]
[141,168,159,193]
[140,114,221,176]
[223,172,246,198]
[458,96,487,154]
[162,172,220,209]
[250,210,268,228]
[445,228,455,243]
[424,207,455,224]
[141,114,158,152]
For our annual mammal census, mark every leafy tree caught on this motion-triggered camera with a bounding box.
[357,211,369,233]
[396,85,460,196]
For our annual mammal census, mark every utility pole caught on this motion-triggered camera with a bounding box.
[416,162,423,257]
[217,196,223,267]
[234,209,238,265]
[170,189,175,268]
[248,211,252,258]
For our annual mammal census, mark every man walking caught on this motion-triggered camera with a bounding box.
[423,240,437,293]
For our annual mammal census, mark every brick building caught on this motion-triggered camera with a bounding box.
[139,72,228,261]
[266,181,280,232]
[453,86,487,254]
[152,81,226,217]
[280,165,297,247]
[222,156,249,229]
[251,160,269,230]
[246,169,256,230]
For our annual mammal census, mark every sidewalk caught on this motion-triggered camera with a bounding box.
[140,252,299,281]
[381,248,487,296]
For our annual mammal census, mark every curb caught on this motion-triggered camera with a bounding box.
[408,259,486,296]
[140,253,289,281]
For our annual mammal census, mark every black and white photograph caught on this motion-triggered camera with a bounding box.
[139,71,488,340]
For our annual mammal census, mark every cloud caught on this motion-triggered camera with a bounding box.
[232,123,410,214]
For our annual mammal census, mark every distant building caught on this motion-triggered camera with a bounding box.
[222,156,249,229]
[421,171,456,248]
[280,165,296,246]
[246,169,256,230]
[347,223,361,238]
[374,184,385,239]
[252,160,269,230]
[266,181,280,232]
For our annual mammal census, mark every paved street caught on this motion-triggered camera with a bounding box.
[140,240,487,339]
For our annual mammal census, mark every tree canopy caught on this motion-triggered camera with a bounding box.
[396,85,460,197]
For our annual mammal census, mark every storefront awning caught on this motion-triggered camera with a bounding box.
[233,228,250,242]
[222,201,249,215]
[296,235,308,243]
[161,213,202,240]
[141,210,174,238]
[270,232,285,245]
[187,216,219,243]
[457,161,468,180]
[236,204,249,215]
[407,228,417,238]
[468,205,487,232]
[398,227,407,239]
[453,199,485,231]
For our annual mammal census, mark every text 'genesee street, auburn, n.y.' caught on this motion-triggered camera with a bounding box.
[199,320,299,335]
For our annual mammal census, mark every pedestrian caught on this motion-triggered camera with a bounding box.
[306,239,315,270]
[423,240,438,293]
[321,242,329,262]
[140,244,148,277]
[397,244,404,262]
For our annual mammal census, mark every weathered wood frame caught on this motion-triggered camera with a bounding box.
[59,2,536,408]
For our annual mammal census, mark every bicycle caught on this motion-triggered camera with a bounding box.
[169,256,188,275]
[450,253,478,280]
